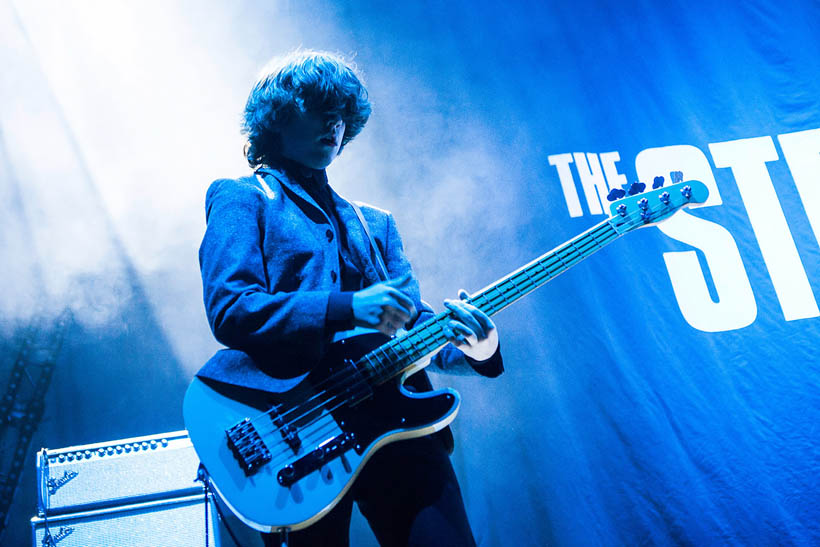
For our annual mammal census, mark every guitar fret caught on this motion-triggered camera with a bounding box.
[418,325,441,348]
[587,228,606,247]
[475,293,504,314]
[402,322,445,367]
[560,244,581,263]
[538,255,560,277]
[380,346,397,368]
[505,277,521,295]
[482,287,506,311]
[492,286,510,301]
[387,343,403,363]
[590,223,614,240]
[508,269,535,293]
[545,249,576,276]
[375,350,390,373]
[556,246,580,268]
[527,262,552,284]
[540,257,563,279]
[428,321,448,346]
[517,267,539,290]
[397,337,414,352]
[595,226,618,247]
[599,228,620,245]
[472,293,497,314]
[487,287,511,306]
[556,249,578,269]
[586,225,614,246]
[363,353,380,374]
[572,240,597,258]
[576,235,598,252]
[405,331,426,362]
[600,227,619,242]
[390,348,406,377]
[374,345,403,382]
[498,278,523,300]
[517,278,537,298]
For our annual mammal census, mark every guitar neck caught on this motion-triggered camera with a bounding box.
[357,216,623,384]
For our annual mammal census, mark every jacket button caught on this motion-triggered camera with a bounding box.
[326,229,334,242]
[331,271,337,282]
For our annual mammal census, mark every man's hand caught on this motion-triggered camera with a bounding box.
[352,273,417,336]
[443,290,499,362]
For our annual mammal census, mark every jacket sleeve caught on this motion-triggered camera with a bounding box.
[198,178,331,374]
[380,212,503,378]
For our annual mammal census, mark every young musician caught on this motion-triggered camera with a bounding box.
[197,50,504,546]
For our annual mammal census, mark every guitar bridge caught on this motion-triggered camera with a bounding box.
[225,418,271,476]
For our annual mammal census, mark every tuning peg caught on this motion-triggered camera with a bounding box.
[671,171,683,184]
[652,176,664,189]
[680,185,692,199]
[616,204,627,216]
[660,191,670,205]
[627,181,646,195]
[606,188,626,202]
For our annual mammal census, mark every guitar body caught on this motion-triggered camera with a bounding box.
[183,332,460,532]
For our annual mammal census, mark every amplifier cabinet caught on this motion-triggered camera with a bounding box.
[37,431,202,515]
[31,493,216,547]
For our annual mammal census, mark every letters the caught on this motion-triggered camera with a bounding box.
[548,153,582,218]
[600,151,628,197]
[573,152,608,216]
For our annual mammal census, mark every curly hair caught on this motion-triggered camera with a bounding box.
[242,50,372,168]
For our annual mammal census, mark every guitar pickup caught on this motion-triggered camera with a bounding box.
[225,418,272,476]
[277,432,360,487]
[270,408,302,454]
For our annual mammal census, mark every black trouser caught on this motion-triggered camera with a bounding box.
[262,436,476,547]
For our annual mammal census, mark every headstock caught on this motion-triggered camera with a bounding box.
[606,171,709,234]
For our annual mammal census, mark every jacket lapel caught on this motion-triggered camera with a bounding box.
[257,167,332,226]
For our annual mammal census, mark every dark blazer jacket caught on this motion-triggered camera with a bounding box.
[196,167,502,397]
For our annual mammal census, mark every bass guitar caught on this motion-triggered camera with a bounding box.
[183,174,708,532]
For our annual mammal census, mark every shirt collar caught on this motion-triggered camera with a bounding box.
[263,157,328,189]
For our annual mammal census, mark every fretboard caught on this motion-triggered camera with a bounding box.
[357,217,623,385]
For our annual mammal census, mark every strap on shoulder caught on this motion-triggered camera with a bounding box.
[348,201,389,282]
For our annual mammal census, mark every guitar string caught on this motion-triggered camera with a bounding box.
[257,323,467,464]
[228,201,672,455]
[228,216,625,452]
[231,264,525,445]
[230,316,456,454]
[228,214,629,451]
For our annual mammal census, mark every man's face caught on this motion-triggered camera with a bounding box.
[278,109,346,170]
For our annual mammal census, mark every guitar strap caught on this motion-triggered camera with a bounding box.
[348,200,389,283]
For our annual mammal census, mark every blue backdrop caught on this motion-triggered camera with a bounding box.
[1,0,818,545]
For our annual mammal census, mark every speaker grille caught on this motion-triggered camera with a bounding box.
[32,494,214,547]
[39,431,202,514]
